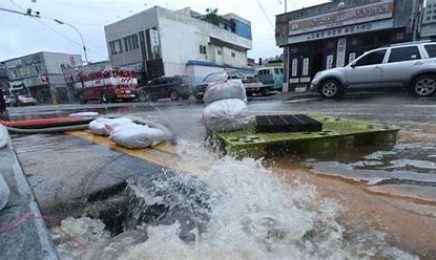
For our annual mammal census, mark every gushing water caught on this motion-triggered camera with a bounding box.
[51,151,417,259]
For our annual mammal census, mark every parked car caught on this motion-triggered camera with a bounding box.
[310,40,436,98]
[5,94,37,106]
[137,75,192,102]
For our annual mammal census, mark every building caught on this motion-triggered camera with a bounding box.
[420,0,436,39]
[1,52,83,103]
[104,6,253,84]
[275,0,422,91]
[0,63,8,93]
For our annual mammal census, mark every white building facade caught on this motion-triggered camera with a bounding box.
[104,6,253,84]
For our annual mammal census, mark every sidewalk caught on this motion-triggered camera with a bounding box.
[0,135,59,259]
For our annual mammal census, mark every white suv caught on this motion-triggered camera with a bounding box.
[310,41,436,98]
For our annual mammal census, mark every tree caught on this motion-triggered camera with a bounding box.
[204,8,220,26]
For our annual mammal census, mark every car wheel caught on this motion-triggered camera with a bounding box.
[319,79,342,99]
[79,95,86,104]
[169,90,179,101]
[260,88,270,96]
[194,95,203,102]
[410,74,436,97]
[101,92,110,103]
[138,91,148,102]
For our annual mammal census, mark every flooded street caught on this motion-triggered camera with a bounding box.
[7,94,436,259]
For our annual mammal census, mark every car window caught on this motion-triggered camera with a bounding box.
[203,73,222,83]
[274,68,282,74]
[354,49,386,66]
[388,46,421,63]
[424,44,436,58]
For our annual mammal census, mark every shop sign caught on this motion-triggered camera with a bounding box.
[422,0,436,25]
[302,58,309,76]
[336,38,347,67]
[288,19,393,44]
[288,0,394,36]
[327,55,334,69]
[349,52,356,64]
[291,58,298,77]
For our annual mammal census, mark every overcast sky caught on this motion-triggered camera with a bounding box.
[0,0,328,62]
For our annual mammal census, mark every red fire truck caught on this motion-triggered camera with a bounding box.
[76,69,138,104]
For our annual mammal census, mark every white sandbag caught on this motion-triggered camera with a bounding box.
[0,123,9,149]
[69,111,99,118]
[89,117,133,136]
[0,173,10,211]
[107,124,167,149]
[202,98,249,132]
[203,79,247,106]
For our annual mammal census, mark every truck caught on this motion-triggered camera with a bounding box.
[193,71,273,101]
[75,69,138,104]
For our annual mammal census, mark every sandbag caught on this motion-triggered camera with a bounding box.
[89,117,133,136]
[202,98,249,132]
[69,112,99,118]
[203,79,247,106]
[107,124,167,149]
[0,123,9,149]
[0,173,10,211]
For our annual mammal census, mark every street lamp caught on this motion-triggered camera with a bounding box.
[54,19,89,65]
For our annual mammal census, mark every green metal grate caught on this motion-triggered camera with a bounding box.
[211,114,401,159]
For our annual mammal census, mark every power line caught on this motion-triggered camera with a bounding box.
[256,0,274,28]
[3,1,108,59]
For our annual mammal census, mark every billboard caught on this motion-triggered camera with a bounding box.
[288,0,395,36]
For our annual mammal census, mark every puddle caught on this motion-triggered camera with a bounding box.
[302,142,436,203]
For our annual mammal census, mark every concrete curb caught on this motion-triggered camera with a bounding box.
[0,137,59,259]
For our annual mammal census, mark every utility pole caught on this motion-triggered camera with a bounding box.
[54,19,89,65]
[0,7,40,17]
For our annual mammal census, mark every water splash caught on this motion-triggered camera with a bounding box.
[52,155,417,259]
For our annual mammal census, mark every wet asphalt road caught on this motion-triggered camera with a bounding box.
[4,91,436,140]
[4,91,436,213]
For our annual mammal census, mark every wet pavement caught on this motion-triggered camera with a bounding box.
[1,90,436,258]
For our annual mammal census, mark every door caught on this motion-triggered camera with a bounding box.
[346,49,387,89]
[379,46,423,87]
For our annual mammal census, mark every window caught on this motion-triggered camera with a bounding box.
[199,45,207,54]
[231,52,236,58]
[424,44,436,58]
[354,50,386,66]
[123,34,139,52]
[217,49,222,55]
[109,39,123,55]
[388,46,421,63]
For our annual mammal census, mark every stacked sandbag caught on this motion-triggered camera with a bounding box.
[88,117,168,149]
[0,124,10,211]
[203,78,247,106]
[202,72,249,132]
[89,117,134,136]
[0,123,9,149]
[0,173,10,211]
[106,123,167,149]
[202,98,248,132]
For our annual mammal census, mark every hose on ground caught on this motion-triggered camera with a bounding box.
[6,124,89,134]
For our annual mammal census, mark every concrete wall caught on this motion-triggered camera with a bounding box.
[42,52,82,81]
[105,8,159,67]
[105,6,252,77]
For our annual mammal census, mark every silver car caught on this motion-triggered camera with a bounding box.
[310,41,436,98]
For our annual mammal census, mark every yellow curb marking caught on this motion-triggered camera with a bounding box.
[67,131,206,176]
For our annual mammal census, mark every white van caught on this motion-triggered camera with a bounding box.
[256,67,283,91]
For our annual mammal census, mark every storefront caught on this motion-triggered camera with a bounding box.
[275,0,421,91]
